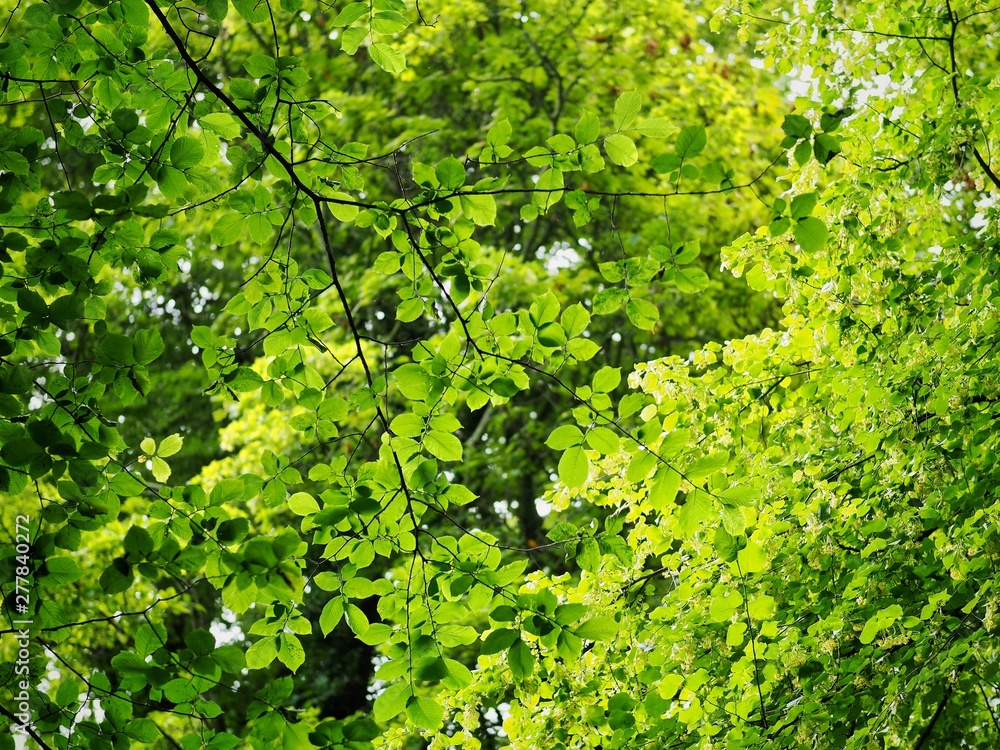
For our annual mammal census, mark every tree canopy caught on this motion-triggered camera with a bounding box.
[2,1,1000,749]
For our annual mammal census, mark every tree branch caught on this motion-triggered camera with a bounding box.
[144,0,369,211]
[912,682,954,750]
[0,703,56,750]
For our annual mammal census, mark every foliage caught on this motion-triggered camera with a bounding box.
[2,1,1000,749]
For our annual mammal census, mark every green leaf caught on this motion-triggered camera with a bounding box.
[725,622,746,647]
[277,634,305,672]
[23,4,53,24]
[210,479,246,505]
[436,157,466,189]
[687,452,728,481]
[288,492,320,515]
[156,167,187,200]
[547,133,576,153]
[719,485,760,507]
[488,118,512,146]
[649,467,681,510]
[575,616,617,641]
[133,329,165,365]
[262,381,284,407]
[782,114,812,139]
[813,133,841,164]
[101,334,135,366]
[533,168,565,210]
[507,638,535,679]
[424,430,463,462]
[438,625,478,647]
[370,43,406,74]
[722,506,745,535]
[626,449,658,482]
[576,537,600,570]
[593,287,628,314]
[634,118,676,138]
[406,696,444,730]
[372,10,409,34]
[151,456,171,483]
[790,192,818,220]
[536,322,566,347]
[124,718,158,743]
[613,90,642,131]
[554,603,588,624]
[40,557,81,585]
[123,527,153,559]
[346,603,369,635]
[212,646,246,674]
[244,56,277,78]
[529,290,560,325]
[329,195,360,222]
[575,110,600,144]
[558,446,590,488]
[545,424,583,450]
[561,303,591,337]
[206,0,228,21]
[233,0,268,22]
[626,298,659,330]
[217,518,249,544]
[585,426,619,454]
[794,139,812,166]
[709,589,742,622]
[357,623,393,646]
[547,522,579,542]
[373,682,411,723]
[859,618,879,645]
[200,113,241,139]
[491,377,519,398]
[226,367,264,392]
[208,734,240,750]
[319,598,344,636]
[211,214,244,246]
[170,137,204,170]
[460,193,497,226]
[396,297,424,322]
[158,433,183,458]
[417,657,448,682]
[604,133,638,167]
[673,266,710,294]
[748,594,776,620]
[592,366,621,392]
[794,216,828,252]
[17,288,46,315]
[246,637,278,669]
[341,26,368,54]
[395,363,431,400]
[481,628,519,655]
[715,526,740,562]
[390,412,424,437]
[120,0,149,27]
[679,490,713,536]
[859,604,902,644]
[333,2,368,25]
[675,125,707,158]
[444,658,473,687]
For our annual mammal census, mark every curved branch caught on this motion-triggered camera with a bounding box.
[144,0,370,211]
[912,682,954,750]
[0,703,55,750]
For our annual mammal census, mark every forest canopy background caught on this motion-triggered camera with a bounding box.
[2,1,1000,749]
